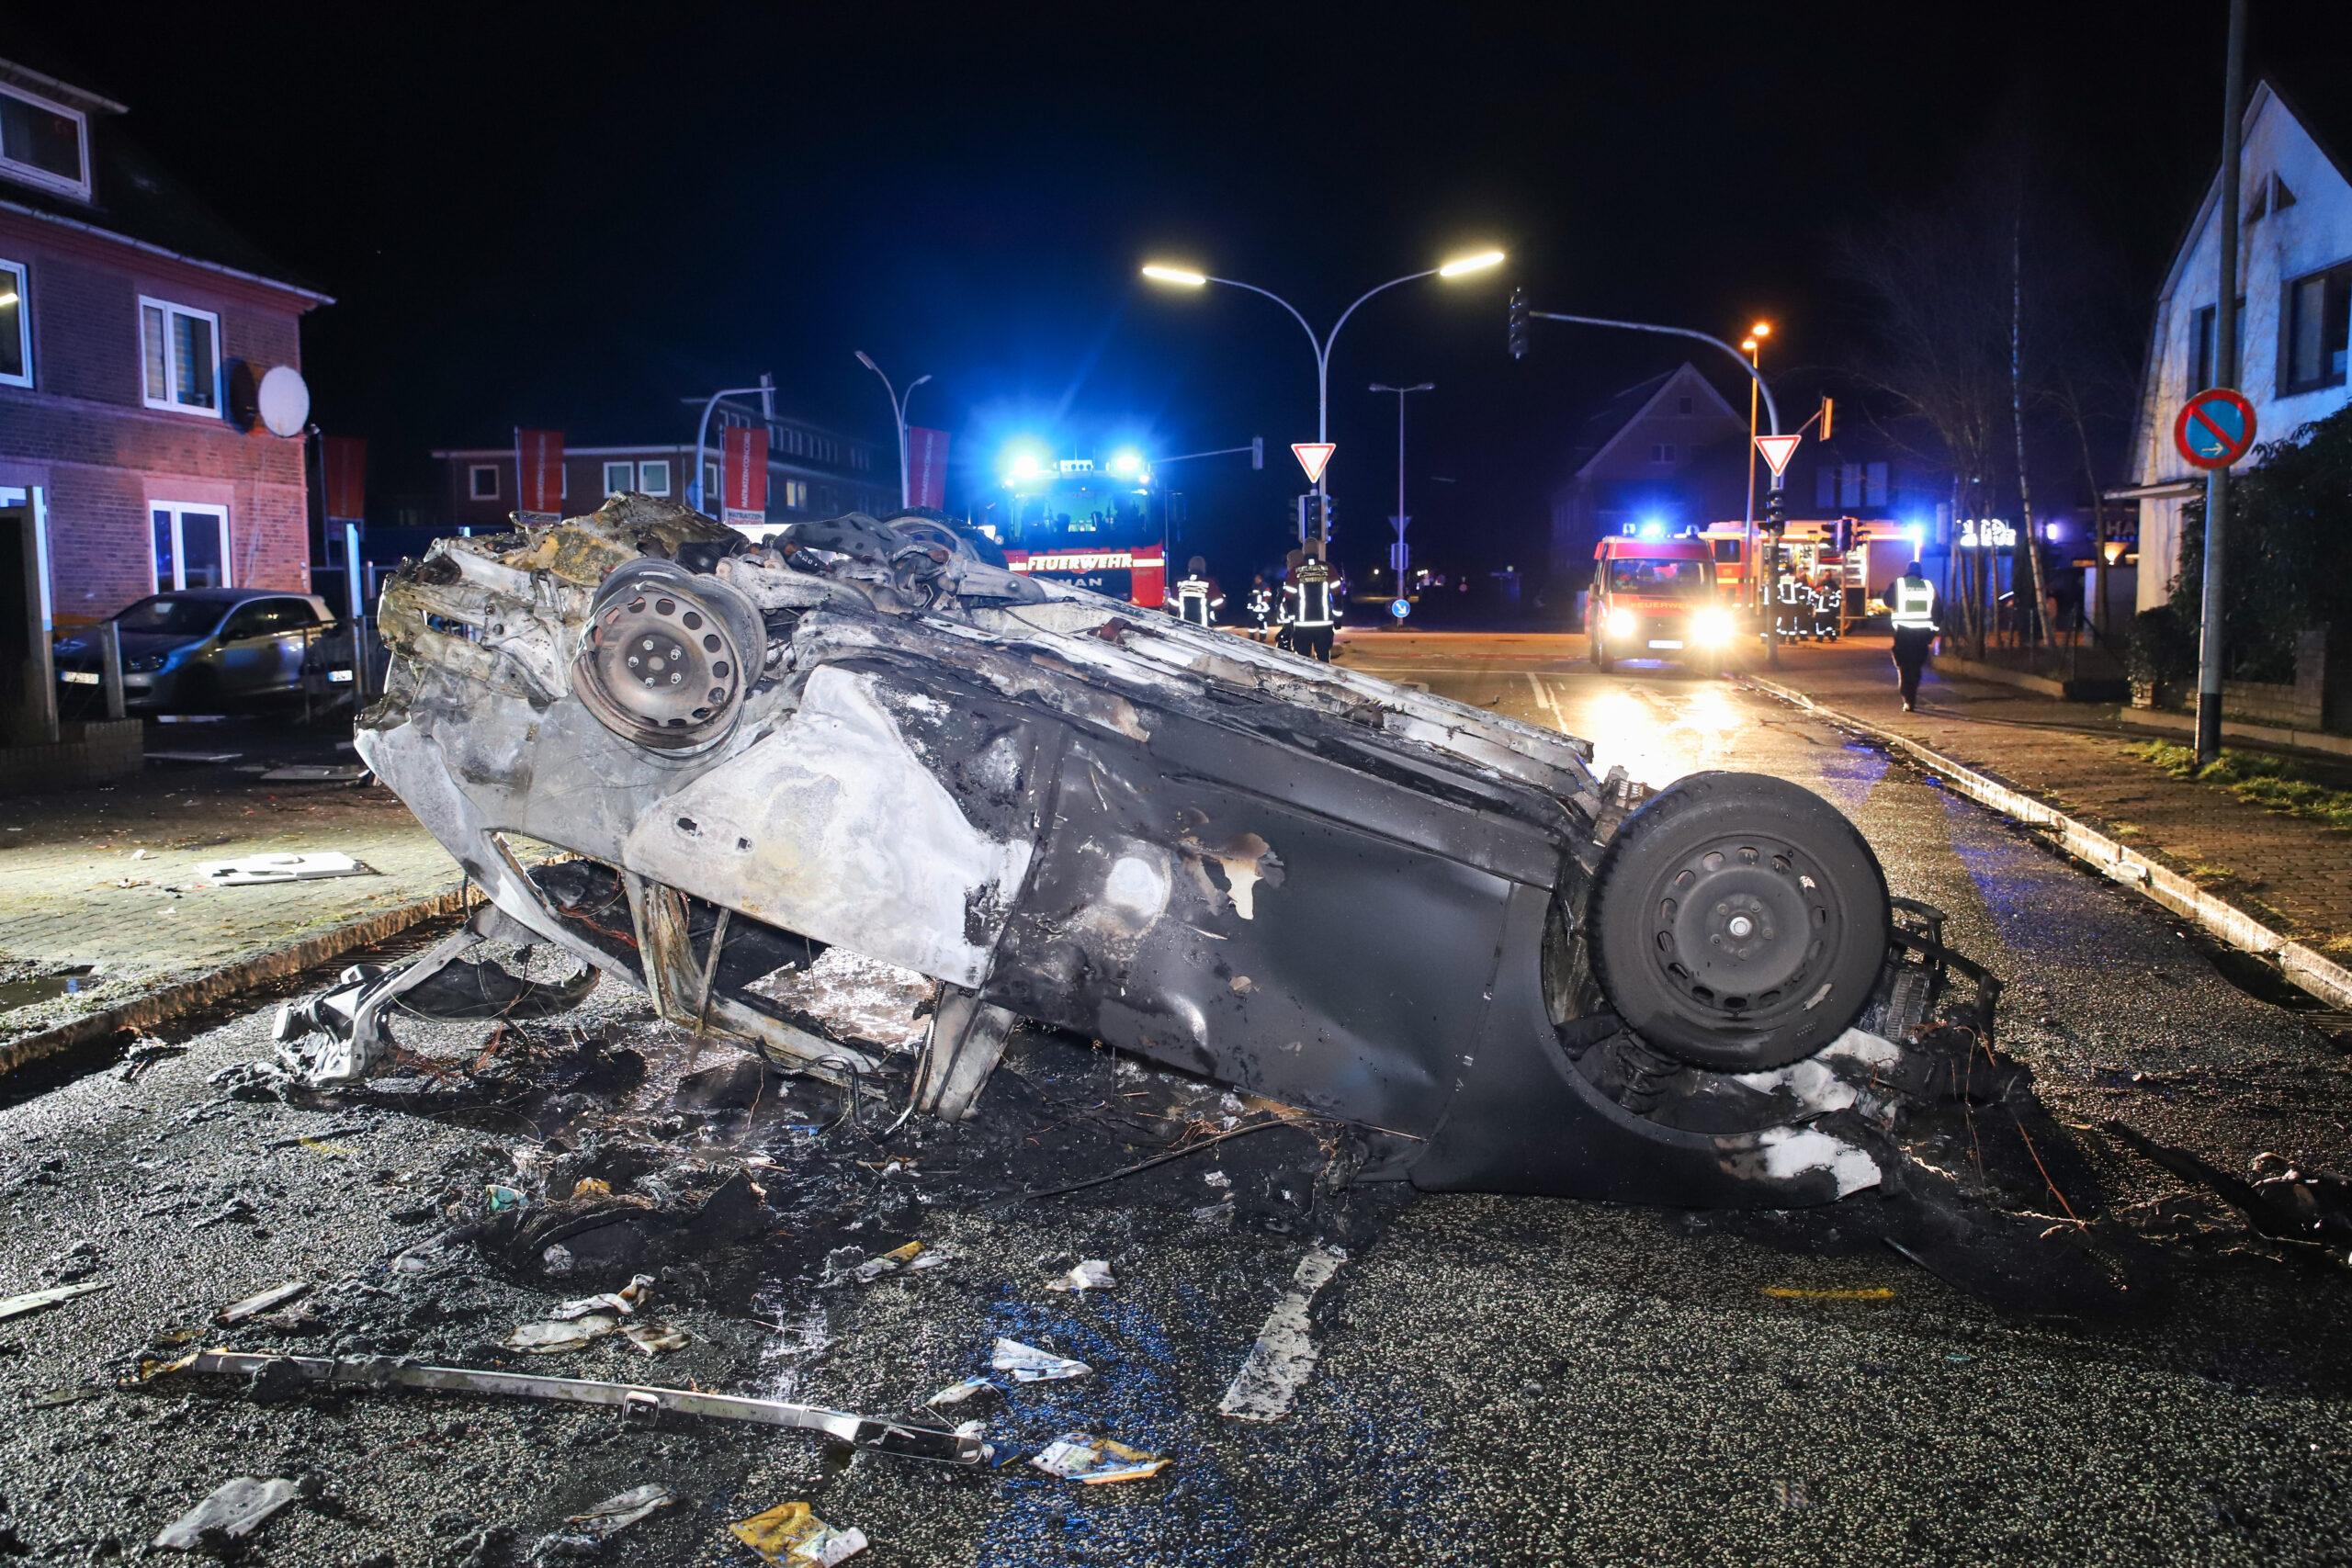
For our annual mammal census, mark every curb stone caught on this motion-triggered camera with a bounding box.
[1739,673,2352,1013]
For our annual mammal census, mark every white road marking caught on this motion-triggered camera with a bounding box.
[1525,671,1570,731]
[1217,1245,1348,1422]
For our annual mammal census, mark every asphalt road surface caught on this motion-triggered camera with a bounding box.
[4,634,2349,1567]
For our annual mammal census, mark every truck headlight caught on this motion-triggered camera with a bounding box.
[1606,608,1636,639]
[1691,608,1735,647]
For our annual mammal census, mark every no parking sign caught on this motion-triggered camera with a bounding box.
[2173,389,2257,470]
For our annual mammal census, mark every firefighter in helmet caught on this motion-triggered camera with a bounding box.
[1170,556,1224,628]
[1245,575,1274,641]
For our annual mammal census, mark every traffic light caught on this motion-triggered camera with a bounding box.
[1764,486,1787,535]
[1831,516,1855,554]
[1508,288,1531,361]
[1819,396,1835,442]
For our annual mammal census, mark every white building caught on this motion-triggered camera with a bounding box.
[2120,78,2352,613]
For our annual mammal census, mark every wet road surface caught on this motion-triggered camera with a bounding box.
[4,639,2351,1565]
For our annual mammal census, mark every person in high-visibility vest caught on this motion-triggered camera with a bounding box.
[1170,556,1223,628]
[1291,547,1339,662]
[1245,576,1273,641]
[1819,577,1845,642]
[1888,562,1938,711]
[1775,569,1804,642]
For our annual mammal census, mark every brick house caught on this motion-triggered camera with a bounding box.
[1547,364,1747,580]
[0,52,328,749]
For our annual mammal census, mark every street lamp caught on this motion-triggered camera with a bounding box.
[1141,248,1502,546]
[855,351,933,511]
[690,375,775,517]
[1369,382,1433,590]
[1742,328,1767,626]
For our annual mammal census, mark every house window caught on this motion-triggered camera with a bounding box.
[782,479,808,509]
[2191,297,2245,391]
[1839,464,1861,507]
[0,85,88,200]
[1677,396,1693,415]
[638,458,671,496]
[1649,444,1675,463]
[140,298,220,414]
[152,504,230,592]
[704,460,721,506]
[0,257,27,389]
[2282,264,2350,395]
[469,465,500,499]
[1865,462,1888,507]
[603,460,635,494]
[1815,465,1835,508]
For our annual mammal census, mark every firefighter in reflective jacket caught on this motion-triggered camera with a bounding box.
[1817,576,1844,642]
[1170,557,1224,628]
[1245,575,1273,641]
[1775,567,1804,641]
[1888,562,1938,711]
[1290,547,1339,662]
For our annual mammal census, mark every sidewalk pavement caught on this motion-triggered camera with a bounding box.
[0,716,467,1063]
[1748,636,2352,962]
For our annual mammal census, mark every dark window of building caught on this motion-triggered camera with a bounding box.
[0,86,86,197]
[1839,464,1861,507]
[1650,443,1675,463]
[639,458,671,496]
[141,299,220,413]
[469,465,500,499]
[1677,396,1693,415]
[1865,462,1888,507]
[2191,297,2246,390]
[1815,465,1835,508]
[2283,264,2350,394]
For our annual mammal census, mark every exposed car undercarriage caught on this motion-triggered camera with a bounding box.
[288,494,2052,1237]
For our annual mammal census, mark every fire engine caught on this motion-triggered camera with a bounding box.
[996,453,1166,609]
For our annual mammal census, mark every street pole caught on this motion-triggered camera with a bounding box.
[691,380,776,517]
[2196,0,2247,766]
[1145,253,1502,555]
[856,352,933,511]
[1370,383,1432,592]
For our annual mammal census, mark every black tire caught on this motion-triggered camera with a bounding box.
[1588,770,1889,1071]
[1590,634,1612,672]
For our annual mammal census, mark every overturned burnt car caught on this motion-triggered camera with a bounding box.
[302,494,1998,1213]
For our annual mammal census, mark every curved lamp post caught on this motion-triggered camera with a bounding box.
[1142,250,1501,543]
[856,351,932,511]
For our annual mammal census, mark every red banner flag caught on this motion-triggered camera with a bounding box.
[323,436,367,523]
[515,429,563,522]
[906,426,951,512]
[722,426,769,527]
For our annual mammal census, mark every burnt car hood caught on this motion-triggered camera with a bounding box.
[339,495,1969,1210]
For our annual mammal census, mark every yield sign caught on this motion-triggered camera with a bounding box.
[1753,434,1802,478]
[1291,443,1336,485]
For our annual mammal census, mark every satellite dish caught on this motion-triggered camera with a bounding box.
[256,366,311,438]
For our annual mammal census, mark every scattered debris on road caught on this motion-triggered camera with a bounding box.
[1218,1245,1347,1421]
[216,1279,308,1325]
[1029,1433,1172,1483]
[559,1483,676,1540]
[990,1338,1092,1382]
[0,1280,109,1321]
[197,851,375,886]
[153,1476,300,1551]
[1044,1258,1114,1292]
[730,1500,868,1565]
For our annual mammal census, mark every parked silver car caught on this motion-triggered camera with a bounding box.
[53,587,348,714]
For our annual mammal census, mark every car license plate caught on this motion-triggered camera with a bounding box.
[327,669,354,683]
[1647,639,1684,650]
[59,671,99,685]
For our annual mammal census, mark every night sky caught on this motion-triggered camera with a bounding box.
[27,2,2352,582]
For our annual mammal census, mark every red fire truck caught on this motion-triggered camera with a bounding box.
[999,456,1167,608]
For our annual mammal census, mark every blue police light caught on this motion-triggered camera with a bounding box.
[1906,523,1926,547]
[1001,447,1046,487]
[1108,449,1145,479]
[1637,518,1667,541]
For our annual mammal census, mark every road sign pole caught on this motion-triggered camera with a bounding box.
[2198,0,2247,765]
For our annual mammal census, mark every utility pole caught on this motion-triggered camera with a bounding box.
[1370,383,1432,592]
[2197,0,2247,765]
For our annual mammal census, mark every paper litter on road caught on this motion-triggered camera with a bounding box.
[989,1337,1091,1382]
[147,750,241,764]
[196,852,375,886]
[730,1500,869,1565]
[553,1273,654,1320]
[1045,1258,1114,1292]
[1028,1434,1171,1483]
[925,1375,997,1408]
[217,1280,309,1325]
[153,1476,300,1551]
[621,1321,690,1356]
[0,1280,110,1322]
[506,1314,617,1353]
[851,1241,924,1283]
[1217,1244,1348,1422]
[562,1483,676,1537]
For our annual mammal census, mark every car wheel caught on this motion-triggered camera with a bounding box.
[1590,634,1613,672]
[1588,770,1889,1072]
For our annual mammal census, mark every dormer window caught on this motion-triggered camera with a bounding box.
[0,84,88,200]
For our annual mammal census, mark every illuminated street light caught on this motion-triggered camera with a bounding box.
[1750,320,1772,339]
[1437,250,1505,277]
[1141,248,1506,545]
